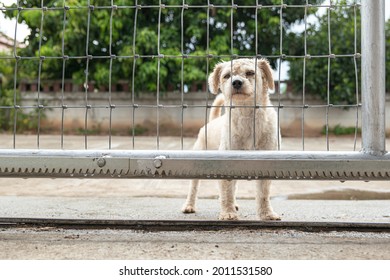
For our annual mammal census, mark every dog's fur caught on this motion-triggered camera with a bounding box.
[182,58,281,220]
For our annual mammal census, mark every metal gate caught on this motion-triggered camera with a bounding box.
[0,0,388,228]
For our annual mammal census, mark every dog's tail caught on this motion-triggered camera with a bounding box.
[209,94,225,121]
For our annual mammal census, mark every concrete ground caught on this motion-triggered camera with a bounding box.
[1,197,390,260]
[0,135,390,259]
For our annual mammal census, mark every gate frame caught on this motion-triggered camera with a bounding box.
[361,0,386,156]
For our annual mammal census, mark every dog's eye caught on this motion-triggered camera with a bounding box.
[223,73,231,79]
[246,71,255,77]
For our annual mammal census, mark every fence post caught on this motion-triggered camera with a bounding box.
[361,0,386,155]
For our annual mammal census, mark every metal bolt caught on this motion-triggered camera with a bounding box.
[97,158,106,168]
[153,159,162,169]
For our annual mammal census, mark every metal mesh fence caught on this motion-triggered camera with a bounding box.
[0,0,388,181]
[0,1,361,149]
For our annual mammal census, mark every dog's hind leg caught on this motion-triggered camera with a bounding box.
[256,180,281,220]
[218,180,239,220]
[182,179,199,213]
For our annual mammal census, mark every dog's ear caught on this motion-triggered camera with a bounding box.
[257,59,275,91]
[208,62,224,94]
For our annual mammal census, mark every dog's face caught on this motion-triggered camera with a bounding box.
[208,58,274,104]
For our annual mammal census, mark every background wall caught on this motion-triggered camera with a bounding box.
[19,88,376,137]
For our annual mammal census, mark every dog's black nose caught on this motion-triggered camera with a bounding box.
[232,79,243,89]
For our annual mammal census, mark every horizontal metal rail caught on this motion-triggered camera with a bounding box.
[1,150,390,180]
[0,217,389,233]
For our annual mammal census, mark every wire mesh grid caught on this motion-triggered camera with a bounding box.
[0,0,362,153]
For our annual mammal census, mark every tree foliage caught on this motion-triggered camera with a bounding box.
[287,1,362,105]
[0,53,40,132]
[0,54,15,130]
[3,0,319,94]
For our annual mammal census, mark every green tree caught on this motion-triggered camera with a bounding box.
[288,1,362,105]
[3,0,320,94]
[0,53,15,131]
[0,52,41,132]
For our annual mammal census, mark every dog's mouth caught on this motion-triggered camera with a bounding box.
[232,90,250,97]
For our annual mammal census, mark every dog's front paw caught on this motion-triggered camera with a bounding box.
[219,212,239,220]
[260,210,281,221]
[182,204,196,214]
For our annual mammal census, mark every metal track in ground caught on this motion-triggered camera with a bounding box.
[0,217,389,233]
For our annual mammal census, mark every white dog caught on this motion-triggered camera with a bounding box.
[182,58,281,221]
